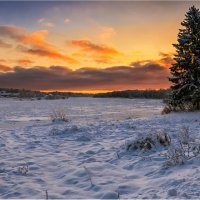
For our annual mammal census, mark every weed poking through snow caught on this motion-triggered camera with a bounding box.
[17,164,29,175]
[117,191,120,199]
[50,108,69,122]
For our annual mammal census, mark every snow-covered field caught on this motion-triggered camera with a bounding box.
[0,97,200,199]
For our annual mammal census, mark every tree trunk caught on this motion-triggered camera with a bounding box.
[197,101,200,110]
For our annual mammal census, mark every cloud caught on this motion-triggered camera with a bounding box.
[17,59,34,66]
[159,52,174,67]
[70,39,121,63]
[38,18,54,28]
[0,64,12,72]
[17,44,77,63]
[64,18,71,24]
[0,25,77,63]
[0,61,170,91]
[0,39,12,48]
[130,52,174,69]
[70,39,119,54]
[0,25,24,40]
[98,26,116,40]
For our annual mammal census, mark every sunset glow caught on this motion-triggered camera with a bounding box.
[0,1,199,92]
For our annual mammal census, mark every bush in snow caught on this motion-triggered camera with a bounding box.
[50,125,79,135]
[125,126,200,168]
[126,131,171,151]
[50,108,69,122]
[162,104,173,114]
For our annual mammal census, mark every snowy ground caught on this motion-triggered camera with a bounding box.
[0,97,200,199]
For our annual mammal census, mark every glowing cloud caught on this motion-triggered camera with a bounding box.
[0,60,170,91]
[70,39,121,63]
[0,25,77,63]
[17,59,34,66]
[0,64,12,72]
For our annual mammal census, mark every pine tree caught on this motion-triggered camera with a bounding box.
[169,6,200,110]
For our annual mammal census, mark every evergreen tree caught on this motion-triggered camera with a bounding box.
[169,6,200,110]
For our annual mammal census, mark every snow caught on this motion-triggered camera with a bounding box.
[0,97,200,198]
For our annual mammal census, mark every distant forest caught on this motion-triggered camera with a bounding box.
[0,88,170,99]
[0,88,91,99]
[93,89,170,99]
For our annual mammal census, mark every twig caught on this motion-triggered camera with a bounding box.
[89,176,93,186]
[45,190,48,200]
[84,166,93,186]
[116,152,120,159]
[117,191,120,199]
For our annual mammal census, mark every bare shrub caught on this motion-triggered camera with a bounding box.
[163,126,200,167]
[163,145,186,167]
[50,108,69,122]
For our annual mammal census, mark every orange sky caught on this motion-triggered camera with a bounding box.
[0,1,199,92]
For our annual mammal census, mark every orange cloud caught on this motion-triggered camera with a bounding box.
[158,52,174,67]
[0,25,77,64]
[0,64,12,72]
[130,52,173,70]
[0,26,48,47]
[17,45,78,64]
[70,39,119,54]
[22,30,50,47]
[17,59,34,66]
[70,39,121,63]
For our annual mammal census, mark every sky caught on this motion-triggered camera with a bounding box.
[0,1,200,93]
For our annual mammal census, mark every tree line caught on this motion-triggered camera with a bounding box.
[93,89,170,99]
[0,88,170,99]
